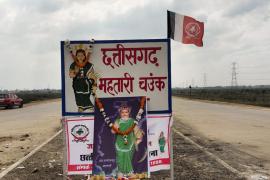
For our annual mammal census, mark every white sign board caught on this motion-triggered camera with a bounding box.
[147,114,172,172]
[64,117,94,175]
[61,39,172,116]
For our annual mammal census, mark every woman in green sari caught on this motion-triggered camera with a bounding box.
[158,131,166,153]
[112,106,144,178]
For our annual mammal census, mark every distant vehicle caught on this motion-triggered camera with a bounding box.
[0,93,23,109]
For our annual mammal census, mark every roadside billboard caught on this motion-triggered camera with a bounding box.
[61,39,172,116]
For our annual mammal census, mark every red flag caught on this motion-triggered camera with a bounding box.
[167,11,204,47]
[182,16,204,47]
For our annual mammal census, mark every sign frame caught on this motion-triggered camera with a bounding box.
[61,38,172,116]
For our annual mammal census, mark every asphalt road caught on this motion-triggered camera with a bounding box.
[0,99,61,137]
[1,98,270,179]
[0,100,61,172]
[173,97,270,174]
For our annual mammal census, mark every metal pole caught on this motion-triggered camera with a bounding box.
[189,85,192,98]
[170,118,174,180]
[62,117,67,180]
[87,174,91,180]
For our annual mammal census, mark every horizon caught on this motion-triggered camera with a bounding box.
[1,85,270,92]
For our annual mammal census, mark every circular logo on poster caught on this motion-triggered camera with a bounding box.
[185,22,201,38]
[71,124,89,142]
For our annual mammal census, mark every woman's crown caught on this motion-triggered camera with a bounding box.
[73,44,93,53]
[74,44,86,51]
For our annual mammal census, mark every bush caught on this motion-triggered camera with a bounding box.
[7,89,61,104]
[172,86,270,107]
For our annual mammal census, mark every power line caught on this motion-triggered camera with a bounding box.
[241,78,270,81]
[240,65,269,69]
[240,72,270,75]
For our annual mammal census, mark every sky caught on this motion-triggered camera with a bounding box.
[0,0,270,90]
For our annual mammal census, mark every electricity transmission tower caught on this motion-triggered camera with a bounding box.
[203,73,207,87]
[231,62,238,87]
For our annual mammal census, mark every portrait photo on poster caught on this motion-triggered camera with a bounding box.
[93,96,149,179]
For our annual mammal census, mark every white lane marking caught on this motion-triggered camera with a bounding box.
[173,128,246,178]
[0,129,63,179]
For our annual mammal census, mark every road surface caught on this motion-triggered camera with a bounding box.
[1,98,270,179]
[0,99,61,172]
[173,97,270,173]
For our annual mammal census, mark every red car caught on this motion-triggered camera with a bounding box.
[0,93,23,108]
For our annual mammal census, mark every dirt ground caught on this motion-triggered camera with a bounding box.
[2,119,269,179]
[2,128,245,180]
[173,97,270,173]
[1,98,270,179]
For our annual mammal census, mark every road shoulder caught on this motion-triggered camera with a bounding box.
[2,126,248,180]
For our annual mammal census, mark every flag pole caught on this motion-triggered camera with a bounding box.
[167,10,170,38]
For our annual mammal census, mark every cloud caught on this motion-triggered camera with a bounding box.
[0,0,270,89]
[224,0,270,17]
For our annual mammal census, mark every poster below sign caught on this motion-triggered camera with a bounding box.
[93,96,149,179]
[147,114,172,172]
[64,117,94,175]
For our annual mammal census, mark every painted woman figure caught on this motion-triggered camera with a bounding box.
[67,44,97,112]
[112,106,144,178]
[158,131,166,153]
